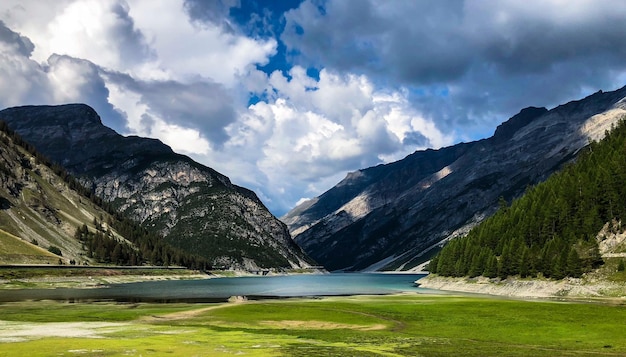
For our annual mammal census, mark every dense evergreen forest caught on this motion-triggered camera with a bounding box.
[0,120,210,270]
[429,118,626,279]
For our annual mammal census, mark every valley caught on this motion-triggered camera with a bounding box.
[2,3,626,356]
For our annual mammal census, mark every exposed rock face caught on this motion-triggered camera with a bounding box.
[283,86,626,271]
[0,104,313,269]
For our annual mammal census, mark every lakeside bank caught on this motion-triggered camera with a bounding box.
[417,274,626,300]
[0,265,327,290]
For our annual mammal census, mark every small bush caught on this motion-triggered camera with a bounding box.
[48,246,62,256]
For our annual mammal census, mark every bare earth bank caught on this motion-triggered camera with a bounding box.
[418,274,626,300]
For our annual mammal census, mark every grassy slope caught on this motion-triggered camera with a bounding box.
[0,128,143,266]
[1,295,625,356]
[0,158,112,265]
[0,229,58,264]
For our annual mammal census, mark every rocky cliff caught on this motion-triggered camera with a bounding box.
[283,86,626,271]
[0,104,314,269]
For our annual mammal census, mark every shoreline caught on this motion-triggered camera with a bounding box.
[0,267,327,290]
[0,272,212,290]
[417,274,626,301]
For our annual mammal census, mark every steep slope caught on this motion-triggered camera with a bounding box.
[284,86,626,271]
[430,117,626,280]
[0,104,313,270]
[0,121,132,265]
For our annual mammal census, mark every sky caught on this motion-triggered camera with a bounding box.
[1,1,626,216]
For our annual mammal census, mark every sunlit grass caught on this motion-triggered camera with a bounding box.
[0,229,58,265]
[1,294,625,356]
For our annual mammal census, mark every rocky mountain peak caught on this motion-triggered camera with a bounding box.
[0,103,102,127]
[492,106,548,143]
[0,104,174,175]
[0,104,314,270]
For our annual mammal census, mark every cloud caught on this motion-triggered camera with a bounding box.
[46,54,127,131]
[0,22,125,131]
[0,20,33,57]
[0,0,278,151]
[282,0,626,137]
[198,66,452,214]
[127,0,277,85]
[2,0,626,216]
[258,67,449,178]
[183,0,241,31]
[103,70,235,149]
[0,0,152,71]
[0,21,51,106]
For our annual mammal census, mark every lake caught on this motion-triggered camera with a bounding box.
[0,273,432,303]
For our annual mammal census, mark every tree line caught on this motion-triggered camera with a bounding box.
[430,118,626,279]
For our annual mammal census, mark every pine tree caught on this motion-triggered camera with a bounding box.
[484,255,498,278]
[519,246,531,278]
[566,248,582,277]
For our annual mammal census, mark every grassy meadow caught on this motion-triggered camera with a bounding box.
[1,294,625,356]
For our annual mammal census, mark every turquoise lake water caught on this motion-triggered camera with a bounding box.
[0,273,432,302]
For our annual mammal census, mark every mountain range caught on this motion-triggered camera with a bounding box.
[283,86,626,271]
[0,104,314,270]
[3,85,625,273]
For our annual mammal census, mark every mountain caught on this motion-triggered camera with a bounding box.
[430,116,626,279]
[0,120,191,266]
[0,104,314,270]
[283,86,626,271]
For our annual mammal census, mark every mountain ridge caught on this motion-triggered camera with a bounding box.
[429,116,626,280]
[284,86,626,271]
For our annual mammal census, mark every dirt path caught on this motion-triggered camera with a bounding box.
[139,297,249,322]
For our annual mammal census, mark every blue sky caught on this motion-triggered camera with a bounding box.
[1,0,626,215]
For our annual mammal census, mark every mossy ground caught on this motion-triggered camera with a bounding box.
[1,294,625,356]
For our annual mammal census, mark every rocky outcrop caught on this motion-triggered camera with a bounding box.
[284,86,626,271]
[0,104,314,269]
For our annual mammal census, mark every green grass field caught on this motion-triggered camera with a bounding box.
[1,294,625,356]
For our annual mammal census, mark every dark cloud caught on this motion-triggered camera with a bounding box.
[282,0,626,134]
[402,131,429,147]
[108,2,154,66]
[183,0,241,31]
[282,1,470,83]
[139,113,156,135]
[46,54,127,132]
[0,20,34,57]
[105,71,237,146]
[283,1,626,83]
[140,81,236,146]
